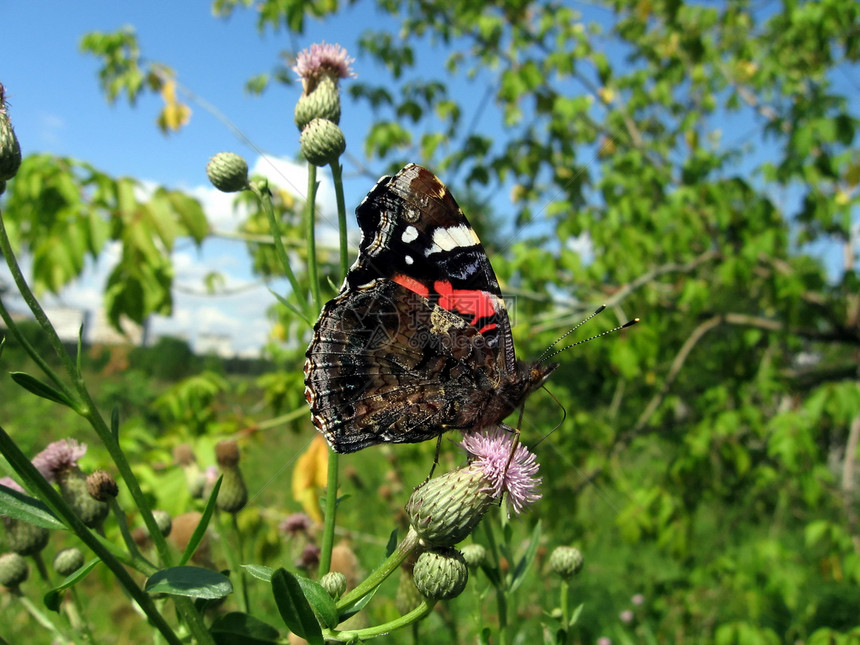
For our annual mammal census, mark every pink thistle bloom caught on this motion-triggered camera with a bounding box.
[280,512,313,537]
[293,42,355,82]
[620,609,634,623]
[0,476,25,494]
[31,439,87,483]
[631,593,645,605]
[460,428,541,515]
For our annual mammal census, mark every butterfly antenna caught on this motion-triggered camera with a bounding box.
[539,316,640,364]
[536,304,608,362]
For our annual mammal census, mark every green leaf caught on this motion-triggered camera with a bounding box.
[242,564,275,582]
[294,577,339,629]
[179,476,221,566]
[9,372,76,408]
[270,568,323,645]
[509,520,541,594]
[0,483,66,529]
[44,558,100,611]
[210,612,280,645]
[144,566,232,599]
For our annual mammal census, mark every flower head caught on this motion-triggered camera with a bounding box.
[32,439,87,483]
[631,593,645,606]
[280,512,313,537]
[620,609,634,623]
[293,42,355,84]
[460,428,541,515]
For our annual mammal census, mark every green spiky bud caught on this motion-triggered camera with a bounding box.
[295,74,341,130]
[0,552,29,588]
[320,571,347,599]
[299,118,346,167]
[549,546,584,579]
[0,112,21,182]
[58,467,109,530]
[412,548,468,601]
[53,547,85,577]
[460,544,487,569]
[2,516,50,556]
[405,464,495,547]
[216,440,247,514]
[207,152,249,192]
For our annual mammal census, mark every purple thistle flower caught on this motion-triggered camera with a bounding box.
[280,512,313,537]
[460,428,541,515]
[31,439,87,483]
[620,609,634,623]
[293,42,355,82]
[631,593,645,606]
[0,476,24,494]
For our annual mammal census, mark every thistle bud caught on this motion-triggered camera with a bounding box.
[405,464,496,547]
[216,440,247,514]
[295,74,341,130]
[58,467,109,530]
[320,571,347,599]
[299,118,346,167]
[460,543,487,569]
[412,548,468,601]
[53,547,85,577]
[549,546,584,579]
[87,469,118,501]
[2,516,50,556]
[207,152,249,192]
[0,552,28,588]
[0,96,22,182]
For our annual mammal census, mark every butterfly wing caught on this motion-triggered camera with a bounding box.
[347,164,517,373]
[304,280,501,452]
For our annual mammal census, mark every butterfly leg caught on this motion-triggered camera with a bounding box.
[414,434,445,489]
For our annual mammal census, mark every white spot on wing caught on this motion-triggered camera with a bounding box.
[404,255,414,265]
[426,223,480,255]
[402,226,419,244]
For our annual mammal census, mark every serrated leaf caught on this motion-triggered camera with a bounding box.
[145,566,232,599]
[271,568,323,645]
[0,483,66,529]
[44,558,100,611]
[210,611,281,645]
[9,372,76,408]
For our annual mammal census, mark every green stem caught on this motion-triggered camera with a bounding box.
[109,497,154,569]
[559,578,570,645]
[250,179,311,321]
[229,512,250,613]
[32,550,50,582]
[305,164,322,311]
[318,450,339,576]
[329,161,349,275]
[68,586,95,644]
[336,528,421,611]
[323,598,437,642]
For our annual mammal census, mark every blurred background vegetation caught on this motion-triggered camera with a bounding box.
[1,0,859,643]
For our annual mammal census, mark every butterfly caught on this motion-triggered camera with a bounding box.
[304,164,559,452]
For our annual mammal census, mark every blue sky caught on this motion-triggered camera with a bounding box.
[1,2,410,354]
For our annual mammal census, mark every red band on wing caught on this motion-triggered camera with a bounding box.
[434,280,498,327]
[393,274,431,298]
